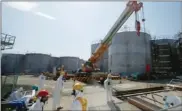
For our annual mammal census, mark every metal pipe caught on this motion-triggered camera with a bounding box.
[128,97,154,111]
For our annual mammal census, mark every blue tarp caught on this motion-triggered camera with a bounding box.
[7,99,27,110]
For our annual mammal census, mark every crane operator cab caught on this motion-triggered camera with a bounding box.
[83,61,100,72]
[82,61,93,73]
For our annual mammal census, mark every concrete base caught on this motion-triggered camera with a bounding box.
[41,79,140,110]
[16,75,175,111]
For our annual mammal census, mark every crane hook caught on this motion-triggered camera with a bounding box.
[136,20,141,36]
[135,11,140,36]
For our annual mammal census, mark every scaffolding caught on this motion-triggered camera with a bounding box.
[1,33,16,50]
[1,33,18,104]
[151,40,176,79]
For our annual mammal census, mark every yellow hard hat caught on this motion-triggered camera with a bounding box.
[73,82,83,91]
[107,73,112,78]
[60,71,65,75]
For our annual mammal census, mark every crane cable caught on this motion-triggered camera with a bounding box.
[142,5,158,103]
[141,4,149,87]
[142,5,146,34]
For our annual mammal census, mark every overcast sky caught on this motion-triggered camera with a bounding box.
[2,1,182,60]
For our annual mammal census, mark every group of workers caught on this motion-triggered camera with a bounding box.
[36,70,182,111]
[35,68,114,111]
[9,66,181,111]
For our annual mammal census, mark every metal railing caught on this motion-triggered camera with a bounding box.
[168,79,182,85]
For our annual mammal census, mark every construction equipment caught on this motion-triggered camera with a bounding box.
[74,1,144,83]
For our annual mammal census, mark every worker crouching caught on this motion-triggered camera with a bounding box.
[104,74,113,103]
[71,83,88,111]
[8,87,24,101]
[29,90,49,111]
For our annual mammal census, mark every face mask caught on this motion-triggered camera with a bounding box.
[71,90,76,96]
[40,96,48,104]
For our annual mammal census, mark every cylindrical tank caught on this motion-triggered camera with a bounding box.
[91,43,108,71]
[102,58,108,72]
[49,57,60,72]
[59,56,80,73]
[24,53,51,73]
[51,57,60,67]
[79,59,85,67]
[1,53,24,74]
[109,31,151,75]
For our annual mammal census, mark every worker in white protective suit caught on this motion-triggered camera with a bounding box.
[29,90,49,111]
[104,73,113,103]
[8,87,24,101]
[52,70,65,110]
[163,95,182,109]
[71,82,88,111]
[38,72,46,90]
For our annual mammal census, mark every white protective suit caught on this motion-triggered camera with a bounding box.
[52,75,64,110]
[8,87,24,101]
[28,98,44,111]
[71,90,88,111]
[104,75,113,102]
[38,74,46,90]
[163,96,182,109]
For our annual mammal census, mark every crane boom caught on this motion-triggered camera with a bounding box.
[88,1,143,63]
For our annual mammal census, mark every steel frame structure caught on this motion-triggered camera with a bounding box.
[1,33,16,50]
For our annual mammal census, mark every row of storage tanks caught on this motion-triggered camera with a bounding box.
[2,31,176,75]
[92,31,151,74]
[1,53,85,74]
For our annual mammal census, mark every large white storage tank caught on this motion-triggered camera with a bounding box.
[108,31,151,74]
[59,56,80,73]
[1,53,24,74]
[24,53,51,73]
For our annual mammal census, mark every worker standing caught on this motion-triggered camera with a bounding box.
[52,69,64,110]
[104,73,113,103]
[38,72,46,91]
[71,82,88,111]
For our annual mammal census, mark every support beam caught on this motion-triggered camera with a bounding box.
[128,97,162,111]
